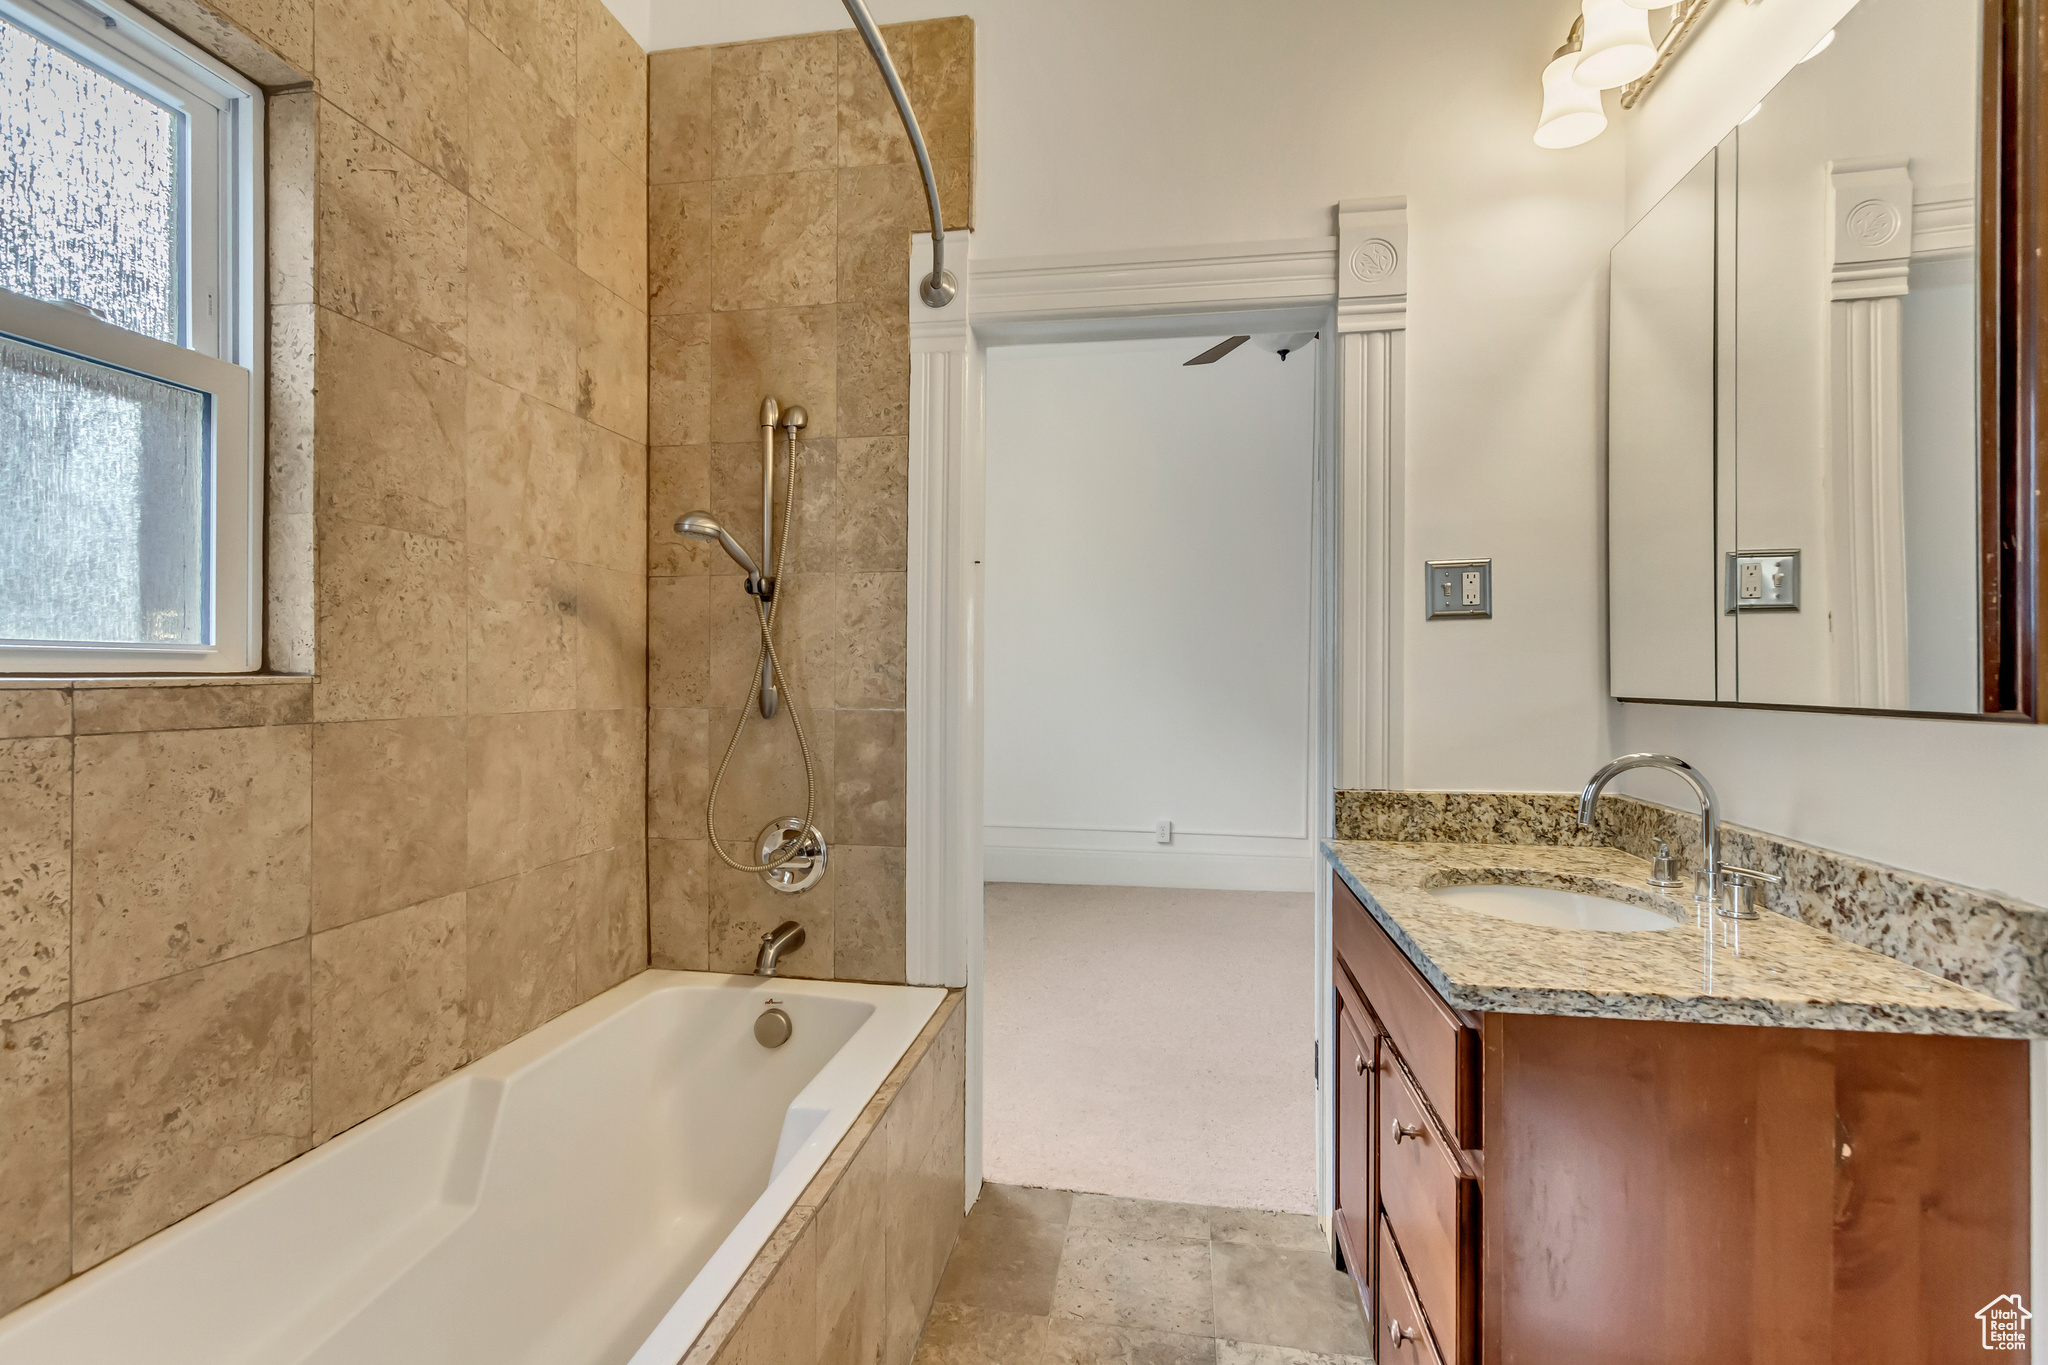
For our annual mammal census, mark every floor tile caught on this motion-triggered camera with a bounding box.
[1206,1208,1328,1255]
[1216,1342,1370,1365]
[1069,1193,1211,1242]
[979,1182,1075,1226]
[1209,1242,1371,1358]
[935,1200,1068,1314]
[1053,1228,1214,1337]
[912,1302,1050,1364]
[1045,1318,1220,1364]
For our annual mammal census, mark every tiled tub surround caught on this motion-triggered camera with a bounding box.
[0,0,651,1321]
[1333,789,2048,1029]
[644,19,973,984]
[680,987,966,1365]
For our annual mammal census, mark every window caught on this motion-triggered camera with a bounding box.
[0,0,260,673]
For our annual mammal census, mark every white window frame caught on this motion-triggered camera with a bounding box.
[0,0,262,674]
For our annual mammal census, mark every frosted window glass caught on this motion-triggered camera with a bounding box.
[0,17,179,343]
[0,334,206,645]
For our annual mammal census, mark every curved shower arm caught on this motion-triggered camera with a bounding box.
[840,0,958,308]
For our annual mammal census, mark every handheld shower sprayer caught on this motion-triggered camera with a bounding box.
[675,512,762,590]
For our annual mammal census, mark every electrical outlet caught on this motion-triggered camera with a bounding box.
[1425,559,1492,619]
[1724,550,1800,613]
[1155,820,1173,845]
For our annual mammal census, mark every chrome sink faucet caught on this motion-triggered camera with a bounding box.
[1578,753,1723,914]
[755,920,806,977]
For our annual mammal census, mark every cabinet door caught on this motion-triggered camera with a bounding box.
[1333,994,1377,1314]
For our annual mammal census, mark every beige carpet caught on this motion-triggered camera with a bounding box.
[982,883,1317,1214]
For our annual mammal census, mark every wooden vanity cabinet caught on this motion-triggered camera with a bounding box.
[1330,872,2032,1365]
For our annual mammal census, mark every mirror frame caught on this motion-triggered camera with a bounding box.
[1981,0,2044,719]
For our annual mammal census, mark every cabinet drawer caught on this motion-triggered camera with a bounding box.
[1377,1216,1445,1365]
[1380,1057,1477,1365]
[1333,871,1480,1145]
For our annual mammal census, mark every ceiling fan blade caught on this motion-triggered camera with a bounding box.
[1183,335,1251,366]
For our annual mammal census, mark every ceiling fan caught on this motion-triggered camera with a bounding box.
[1182,332,1320,366]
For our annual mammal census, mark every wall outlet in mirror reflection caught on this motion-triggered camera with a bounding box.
[1724,550,1801,613]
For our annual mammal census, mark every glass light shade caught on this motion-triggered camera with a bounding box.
[1574,0,1657,89]
[1535,53,1608,149]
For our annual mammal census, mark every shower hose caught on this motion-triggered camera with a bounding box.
[705,432,820,873]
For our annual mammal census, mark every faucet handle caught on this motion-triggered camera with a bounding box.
[1716,866,1781,922]
[1647,840,1684,889]
[1721,865,1783,886]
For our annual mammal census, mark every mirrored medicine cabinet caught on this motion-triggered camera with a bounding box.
[1607,0,2047,719]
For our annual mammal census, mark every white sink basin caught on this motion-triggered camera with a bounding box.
[1429,883,1681,932]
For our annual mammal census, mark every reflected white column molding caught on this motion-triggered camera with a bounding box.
[905,231,977,990]
[1336,197,1408,789]
[1825,161,1912,709]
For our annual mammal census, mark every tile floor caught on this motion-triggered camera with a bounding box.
[910,1184,1371,1364]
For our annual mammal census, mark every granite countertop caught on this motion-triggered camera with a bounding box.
[1326,838,2036,1038]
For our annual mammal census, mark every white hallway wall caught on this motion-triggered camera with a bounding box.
[646,0,1627,800]
[981,335,1318,891]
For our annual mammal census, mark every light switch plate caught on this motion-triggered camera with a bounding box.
[1724,550,1801,613]
[1425,559,1492,620]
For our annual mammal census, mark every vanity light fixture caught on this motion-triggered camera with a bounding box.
[1574,0,1658,89]
[1534,18,1608,149]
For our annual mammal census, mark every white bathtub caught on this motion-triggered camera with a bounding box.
[0,971,945,1365]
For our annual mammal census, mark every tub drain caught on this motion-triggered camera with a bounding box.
[755,1006,793,1048]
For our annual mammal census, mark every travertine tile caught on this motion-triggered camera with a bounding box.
[815,1118,887,1364]
[211,0,314,74]
[703,571,835,712]
[1051,1229,1214,1338]
[312,717,468,931]
[466,371,580,559]
[1069,1195,1211,1243]
[837,20,973,169]
[649,444,714,575]
[836,300,909,438]
[708,843,833,978]
[649,575,712,707]
[705,700,836,841]
[466,709,581,883]
[468,205,581,413]
[71,942,311,1270]
[316,107,468,363]
[1208,1243,1370,1359]
[648,836,708,970]
[978,1184,1075,1225]
[832,708,905,847]
[0,739,68,1026]
[838,573,906,709]
[714,170,837,311]
[712,35,837,180]
[832,845,905,984]
[464,856,578,1055]
[648,706,710,841]
[574,841,646,1001]
[268,301,316,518]
[314,308,467,541]
[935,1195,1065,1316]
[73,681,313,735]
[1214,1344,1368,1365]
[1045,1320,1218,1365]
[0,689,70,739]
[268,508,317,675]
[779,438,839,575]
[650,182,713,316]
[313,520,466,723]
[1205,1209,1328,1255]
[72,727,311,1001]
[575,421,648,574]
[0,1009,68,1315]
[912,1304,1051,1365]
[579,127,647,309]
[467,545,577,714]
[837,436,908,572]
[651,314,714,447]
[310,891,467,1141]
[468,0,574,112]
[576,0,646,168]
[575,707,645,855]
[469,29,576,259]
[573,564,643,716]
[268,90,318,306]
[314,0,469,189]
[836,159,972,304]
[710,307,836,443]
[718,1216,819,1365]
[576,273,648,441]
[648,45,714,185]
[704,441,769,578]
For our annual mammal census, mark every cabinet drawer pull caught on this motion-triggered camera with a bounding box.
[1355,1054,1369,1076]
[1391,1120,1426,1144]
[1388,1317,1420,1348]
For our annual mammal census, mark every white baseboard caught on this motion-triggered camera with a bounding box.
[982,825,1316,892]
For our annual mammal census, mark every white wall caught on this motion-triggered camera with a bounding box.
[649,0,1627,796]
[981,335,1317,890]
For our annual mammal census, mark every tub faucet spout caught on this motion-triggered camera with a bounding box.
[755,921,806,976]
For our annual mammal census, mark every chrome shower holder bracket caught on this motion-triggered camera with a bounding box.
[758,818,828,894]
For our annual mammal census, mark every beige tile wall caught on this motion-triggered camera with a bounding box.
[0,0,650,1316]
[644,19,972,985]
